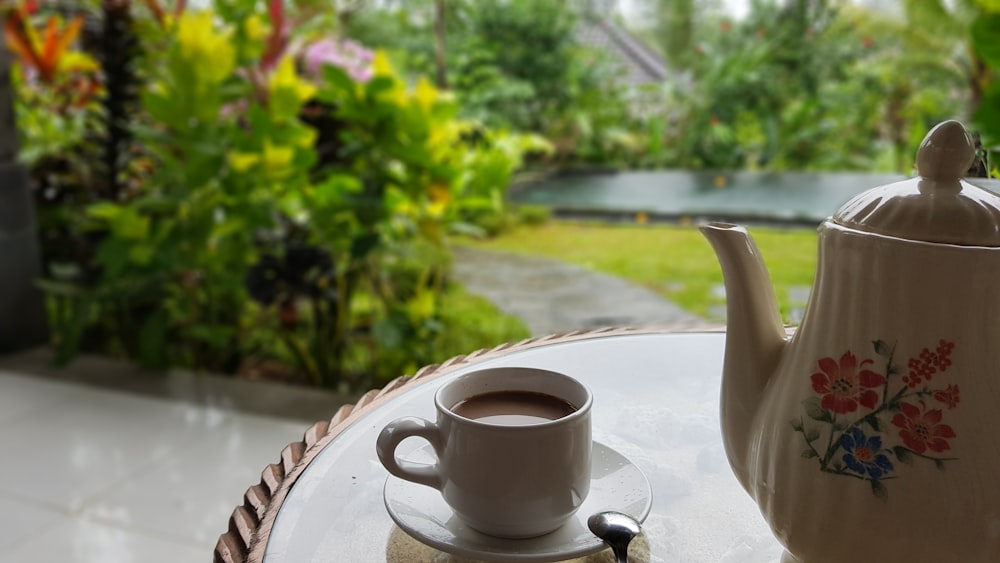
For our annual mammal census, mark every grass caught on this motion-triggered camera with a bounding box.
[458,220,819,323]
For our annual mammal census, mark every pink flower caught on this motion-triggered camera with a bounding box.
[933,384,960,410]
[810,351,886,414]
[903,340,955,388]
[892,402,956,454]
[302,38,373,83]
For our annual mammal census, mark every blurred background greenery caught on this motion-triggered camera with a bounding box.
[342,0,1000,173]
[6,0,999,390]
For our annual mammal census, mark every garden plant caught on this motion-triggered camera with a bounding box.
[9,0,541,390]
[7,0,999,391]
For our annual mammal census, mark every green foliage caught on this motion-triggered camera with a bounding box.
[288,54,542,387]
[269,54,462,388]
[971,4,1000,166]
[55,10,318,371]
[460,0,579,131]
[452,1,646,167]
[544,49,649,168]
[17,0,1000,392]
[451,126,552,234]
[19,3,534,390]
[448,44,538,130]
[655,0,695,69]
[623,0,973,173]
[344,0,636,167]
[660,1,876,170]
[346,0,985,173]
[12,73,94,167]
[430,283,531,356]
[514,205,552,227]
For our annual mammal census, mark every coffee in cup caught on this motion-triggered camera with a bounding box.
[376,366,593,538]
[452,389,577,424]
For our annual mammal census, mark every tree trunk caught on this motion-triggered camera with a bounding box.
[0,22,50,353]
[657,0,694,69]
[434,0,448,89]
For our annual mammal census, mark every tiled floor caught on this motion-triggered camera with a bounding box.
[0,369,309,562]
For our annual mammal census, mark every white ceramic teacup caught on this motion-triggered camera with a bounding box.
[376,366,593,539]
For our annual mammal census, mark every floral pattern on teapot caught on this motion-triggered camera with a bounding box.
[791,339,960,499]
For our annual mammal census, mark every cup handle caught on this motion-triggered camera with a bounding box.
[376,417,443,490]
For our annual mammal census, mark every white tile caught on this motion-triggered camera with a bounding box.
[0,372,80,424]
[0,384,232,511]
[0,494,63,550]
[1,514,207,563]
[82,412,305,546]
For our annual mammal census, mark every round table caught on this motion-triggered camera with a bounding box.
[250,328,784,562]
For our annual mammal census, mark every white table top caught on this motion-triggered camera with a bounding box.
[262,331,784,562]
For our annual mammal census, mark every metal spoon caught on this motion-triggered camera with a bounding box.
[587,511,641,563]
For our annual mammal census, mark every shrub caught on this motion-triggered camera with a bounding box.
[13,2,534,390]
[515,204,552,226]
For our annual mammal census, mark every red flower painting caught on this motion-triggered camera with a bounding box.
[892,402,956,454]
[793,339,960,499]
[810,351,886,413]
[934,384,960,409]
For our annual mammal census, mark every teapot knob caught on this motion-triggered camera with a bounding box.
[916,120,976,183]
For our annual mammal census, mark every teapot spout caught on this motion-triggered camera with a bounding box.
[700,222,788,492]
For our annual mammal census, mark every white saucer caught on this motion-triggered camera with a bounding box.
[383,441,652,562]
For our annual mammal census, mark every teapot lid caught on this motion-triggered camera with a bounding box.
[832,120,1000,246]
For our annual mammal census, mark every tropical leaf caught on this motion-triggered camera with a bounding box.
[902,0,965,38]
[4,9,42,70]
[4,10,84,83]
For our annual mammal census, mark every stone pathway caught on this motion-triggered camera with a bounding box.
[451,246,710,336]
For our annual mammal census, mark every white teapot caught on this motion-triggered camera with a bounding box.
[701,121,1000,562]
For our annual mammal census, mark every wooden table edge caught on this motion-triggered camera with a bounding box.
[214,324,724,563]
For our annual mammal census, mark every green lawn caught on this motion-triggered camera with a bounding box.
[459,221,819,323]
